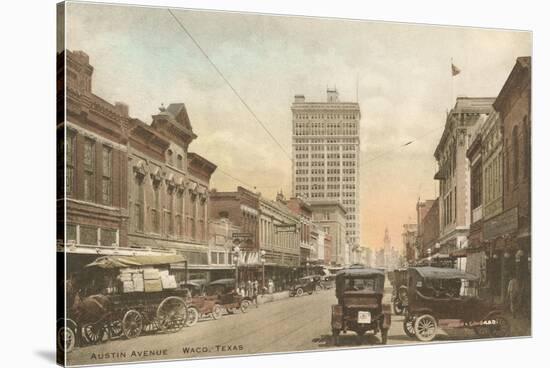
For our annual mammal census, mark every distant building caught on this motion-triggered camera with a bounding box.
[416,198,440,260]
[310,200,347,266]
[291,89,361,250]
[402,223,418,264]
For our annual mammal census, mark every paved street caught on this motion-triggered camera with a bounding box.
[66,281,504,366]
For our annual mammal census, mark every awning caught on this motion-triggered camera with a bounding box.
[86,254,186,269]
[411,266,478,280]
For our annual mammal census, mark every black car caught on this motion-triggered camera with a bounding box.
[289,276,320,296]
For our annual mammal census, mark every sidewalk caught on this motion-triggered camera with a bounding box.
[257,290,291,305]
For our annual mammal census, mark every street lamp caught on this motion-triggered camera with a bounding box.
[260,250,266,291]
[233,245,241,287]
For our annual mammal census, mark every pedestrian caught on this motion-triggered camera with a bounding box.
[268,279,274,294]
[252,280,259,308]
[507,276,520,318]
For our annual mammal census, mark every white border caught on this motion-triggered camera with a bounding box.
[1,1,549,368]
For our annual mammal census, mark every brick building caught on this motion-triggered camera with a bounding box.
[59,50,133,272]
[416,198,440,261]
[310,200,347,266]
[490,56,531,309]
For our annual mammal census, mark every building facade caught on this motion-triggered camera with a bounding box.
[208,217,241,281]
[433,97,495,269]
[490,56,531,309]
[61,50,132,273]
[402,223,418,264]
[310,200,347,266]
[291,89,361,249]
[126,103,217,281]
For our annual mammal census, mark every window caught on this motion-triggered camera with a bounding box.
[152,182,161,233]
[134,176,145,232]
[80,226,98,245]
[167,149,173,166]
[165,188,174,235]
[66,133,75,196]
[211,252,218,265]
[83,139,95,201]
[177,154,183,170]
[100,228,117,247]
[66,224,77,242]
[102,146,112,205]
[471,163,482,210]
[512,125,519,185]
[176,191,183,237]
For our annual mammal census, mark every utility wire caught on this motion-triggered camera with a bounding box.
[167,9,292,161]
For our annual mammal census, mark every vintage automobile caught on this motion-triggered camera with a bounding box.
[404,266,511,342]
[180,280,223,326]
[389,268,409,315]
[320,275,336,290]
[289,276,320,296]
[331,268,391,345]
[205,278,252,314]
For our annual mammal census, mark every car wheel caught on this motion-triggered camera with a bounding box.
[240,300,250,313]
[473,325,490,338]
[185,306,199,327]
[211,304,223,320]
[414,314,437,342]
[403,315,416,338]
[296,288,304,297]
[315,285,322,292]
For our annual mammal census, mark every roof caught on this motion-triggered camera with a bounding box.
[410,266,478,280]
[336,267,385,277]
[86,254,186,269]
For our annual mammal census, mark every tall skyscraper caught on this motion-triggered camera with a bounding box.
[291,88,361,250]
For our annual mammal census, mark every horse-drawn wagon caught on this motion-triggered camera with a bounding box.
[57,254,189,353]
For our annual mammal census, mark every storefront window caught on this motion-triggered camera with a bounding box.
[80,226,98,245]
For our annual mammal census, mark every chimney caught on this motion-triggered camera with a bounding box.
[294,94,305,103]
[115,102,129,117]
[327,88,339,102]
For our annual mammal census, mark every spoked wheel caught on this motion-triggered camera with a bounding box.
[488,315,511,338]
[393,299,404,315]
[403,315,416,338]
[414,314,437,342]
[157,297,187,333]
[122,309,143,339]
[82,322,106,345]
[211,304,223,320]
[57,319,77,353]
[108,320,123,339]
[240,300,251,313]
[186,306,199,327]
[296,288,304,297]
[381,328,389,344]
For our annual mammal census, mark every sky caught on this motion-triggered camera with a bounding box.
[64,2,531,251]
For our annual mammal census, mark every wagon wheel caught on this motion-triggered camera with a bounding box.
[122,310,143,339]
[143,320,159,333]
[488,315,511,338]
[414,314,437,342]
[157,296,187,333]
[240,300,251,313]
[82,322,106,345]
[185,306,199,327]
[211,304,223,320]
[403,315,416,338]
[108,319,123,338]
[296,288,304,297]
[57,319,77,353]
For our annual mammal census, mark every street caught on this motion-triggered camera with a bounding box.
[67,282,491,366]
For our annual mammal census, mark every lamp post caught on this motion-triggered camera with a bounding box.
[233,245,240,287]
[260,250,266,291]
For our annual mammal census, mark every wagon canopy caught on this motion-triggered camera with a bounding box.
[411,266,478,281]
[85,254,186,269]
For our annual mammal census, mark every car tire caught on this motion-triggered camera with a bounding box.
[240,300,250,313]
[414,314,437,342]
[211,304,223,320]
[296,288,304,297]
[185,306,199,327]
[403,315,416,338]
[488,315,511,338]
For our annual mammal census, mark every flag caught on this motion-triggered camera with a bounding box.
[452,63,461,76]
